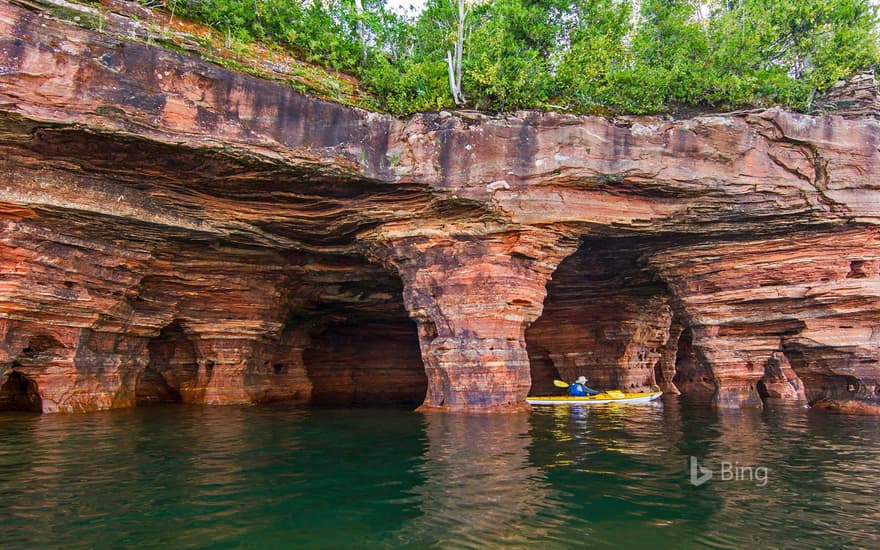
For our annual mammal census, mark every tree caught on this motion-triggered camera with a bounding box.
[446,0,469,105]
[354,0,368,62]
[162,0,880,115]
[556,0,634,112]
[464,0,568,111]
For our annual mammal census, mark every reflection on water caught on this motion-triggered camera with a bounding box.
[394,413,563,547]
[1,398,879,548]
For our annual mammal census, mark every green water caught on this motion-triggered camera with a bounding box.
[1,398,879,548]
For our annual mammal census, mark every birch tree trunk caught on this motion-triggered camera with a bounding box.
[446,0,467,105]
[355,0,367,63]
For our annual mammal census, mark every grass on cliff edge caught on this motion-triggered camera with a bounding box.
[30,0,371,108]
[43,0,880,117]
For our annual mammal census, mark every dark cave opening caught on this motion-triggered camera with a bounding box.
[21,334,64,357]
[137,321,200,405]
[134,366,183,405]
[527,343,562,396]
[0,371,42,412]
[303,319,427,408]
[526,238,708,398]
[670,327,716,400]
[784,344,873,405]
[756,379,769,399]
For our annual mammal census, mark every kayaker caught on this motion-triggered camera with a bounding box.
[569,376,599,396]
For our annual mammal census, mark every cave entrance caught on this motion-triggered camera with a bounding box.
[780,345,862,405]
[669,326,716,399]
[756,379,770,399]
[11,333,67,374]
[0,371,42,412]
[21,334,64,357]
[526,238,705,398]
[303,319,427,408]
[135,366,183,404]
[138,321,200,405]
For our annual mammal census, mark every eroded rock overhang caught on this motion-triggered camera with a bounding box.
[2,0,880,413]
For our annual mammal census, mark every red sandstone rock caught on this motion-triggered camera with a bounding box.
[304,321,426,406]
[1,0,880,412]
[811,399,880,415]
[371,231,578,411]
[526,239,672,396]
[648,229,880,408]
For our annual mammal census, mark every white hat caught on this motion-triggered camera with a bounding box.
[576,376,587,384]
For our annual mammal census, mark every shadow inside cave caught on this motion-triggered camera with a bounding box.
[303,318,427,409]
[0,371,42,412]
[137,320,199,405]
[526,237,714,401]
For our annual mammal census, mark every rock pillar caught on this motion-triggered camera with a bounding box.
[377,231,577,411]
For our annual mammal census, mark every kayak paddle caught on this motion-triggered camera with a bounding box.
[553,379,570,388]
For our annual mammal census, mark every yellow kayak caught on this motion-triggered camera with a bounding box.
[526,390,662,405]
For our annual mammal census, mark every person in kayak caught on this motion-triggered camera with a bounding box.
[569,376,600,396]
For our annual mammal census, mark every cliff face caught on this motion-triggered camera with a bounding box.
[2,0,880,413]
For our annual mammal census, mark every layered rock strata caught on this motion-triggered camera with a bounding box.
[1,0,879,412]
[526,239,675,397]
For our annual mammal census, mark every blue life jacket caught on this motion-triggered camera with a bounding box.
[569,383,588,396]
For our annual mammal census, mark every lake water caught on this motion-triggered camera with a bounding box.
[2,398,879,548]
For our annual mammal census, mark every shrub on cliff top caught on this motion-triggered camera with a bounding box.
[158,0,880,115]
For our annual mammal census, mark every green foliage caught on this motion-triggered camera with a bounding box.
[464,0,557,110]
[362,55,453,113]
[554,0,635,112]
[170,0,366,71]
[156,0,880,115]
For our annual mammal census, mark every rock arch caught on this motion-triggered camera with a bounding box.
[527,237,690,398]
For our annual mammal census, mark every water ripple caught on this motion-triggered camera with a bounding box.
[1,400,879,548]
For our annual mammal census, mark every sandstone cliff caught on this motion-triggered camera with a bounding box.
[2,0,879,413]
